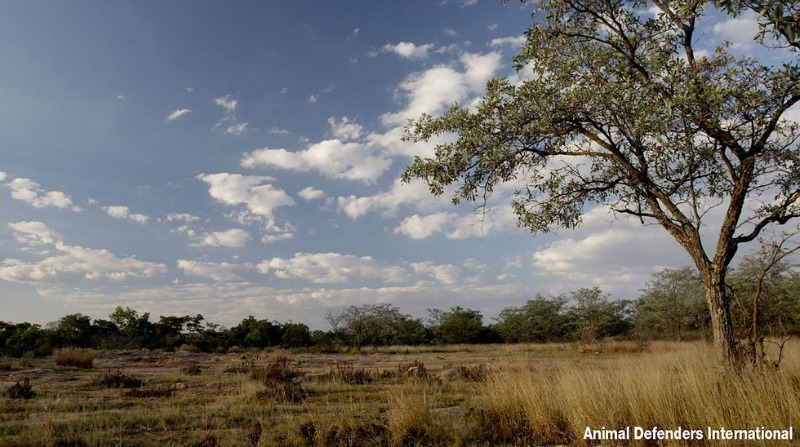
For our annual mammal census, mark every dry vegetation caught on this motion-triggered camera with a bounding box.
[1,341,798,446]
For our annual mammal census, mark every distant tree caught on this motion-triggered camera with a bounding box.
[154,315,190,350]
[109,306,155,349]
[635,268,709,341]
[52,313,94,348]
[91,319,120,349]
[495,294,571,342]
[429,306,499,344]
[335,304,410,348]
[0,322,51,357]
[567,288,632,343]
[229,316,283,348]
[281,322,312,348]
[405,0,800,367]
[392,317,431,346]
[728,240,800,367]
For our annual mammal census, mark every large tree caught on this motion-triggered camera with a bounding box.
[403,0,799,367]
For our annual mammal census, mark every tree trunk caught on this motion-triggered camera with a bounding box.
[704,273,738,367]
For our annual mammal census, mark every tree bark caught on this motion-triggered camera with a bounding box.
[703,273,739,367]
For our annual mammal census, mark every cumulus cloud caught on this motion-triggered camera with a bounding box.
[395,207,518,240]
[194,228,250,248]
[410,261,460,285]
[0,221,167,283]
[166,108,191,121]
[256,252,469,287]
[489,35,526,49]
[336,178,439,219]
[6,178,78,211]
[531,206,690,293]
[712,10,760,49]
[241,116,392,184]
[394,212,455,239]
[177,260,241,281]
[198,173,295,220]
[380,51,502,128]
[0,171,6,181]
[103,205,150,224]
[383,42,435,59]
[258,252,407,284]
[298,186,325,201]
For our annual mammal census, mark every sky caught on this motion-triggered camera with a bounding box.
[0,0,794,329]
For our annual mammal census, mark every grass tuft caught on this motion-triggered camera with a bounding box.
[54,348,95,369]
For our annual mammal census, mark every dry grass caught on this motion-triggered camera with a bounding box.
[54,348,95,369]
[0,342,797,446]
[479,341,800,446]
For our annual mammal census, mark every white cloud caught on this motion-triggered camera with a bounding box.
[712,11,760,49]
[383,42,435,59]
[269,127,290,135]
[394,212,455,239]
[308,94,318,103]
[177,260,241,281]
[197,173,295,222]
[410,261,461,285]
[531,206,690,293]
[258,252,407,284]
[298,186,325,201]
[166,213,200,222]
[214,95,238,113]
[489,35,526,49]
[337,177,438,219]
[195,228,250,248]
[328,116,363,140]
[1,221,167,283]
[380,51,502,128]
[213,95,248,135]
[166,108,191,121]
[7,178,77,210]
[0,171,6,181]
[225,122,248,136]
[103,205,149,224]
[241,117,392,184]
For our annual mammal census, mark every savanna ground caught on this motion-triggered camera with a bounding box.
[1,341,798,447]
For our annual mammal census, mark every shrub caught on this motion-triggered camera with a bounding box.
[251,354,306,403]
[97,369,143,389]
[54,348,95,369]
[7,377,35,399]
[318,364,374,385]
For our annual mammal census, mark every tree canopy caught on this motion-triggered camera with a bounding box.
[404,0,799,367]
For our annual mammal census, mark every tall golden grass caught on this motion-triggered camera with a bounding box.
[479,341,800,446]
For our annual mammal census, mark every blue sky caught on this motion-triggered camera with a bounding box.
[0,1,793,329]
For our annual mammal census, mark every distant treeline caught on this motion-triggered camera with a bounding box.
[2,261,800,357]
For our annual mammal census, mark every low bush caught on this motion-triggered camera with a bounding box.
[252,354,306,403]
[54,348,95,369]
[7,377,35,399]
[97,369,143,388]
[318,364,374,385]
